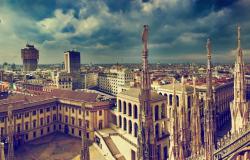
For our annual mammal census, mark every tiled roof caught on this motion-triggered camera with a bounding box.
[46,89,99,102]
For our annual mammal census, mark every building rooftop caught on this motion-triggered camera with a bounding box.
[118,87,166,101]
[0,89,110,112]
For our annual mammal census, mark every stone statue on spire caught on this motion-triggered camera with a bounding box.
[142,25,149,52]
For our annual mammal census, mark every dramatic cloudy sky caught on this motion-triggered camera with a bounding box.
[0,0,250,64]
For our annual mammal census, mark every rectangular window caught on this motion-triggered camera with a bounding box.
[1,127,4,136]
[79,109,81,115]
[26,134,28,140]
[59,114,62,121]
[32,110,36,116]
[72,108,74,113]
[47,127,50,133]
[33,120,36,128]
[40,118,43,126]
[33,131,36,138]
[40,109,43,114]
[66,107,68,112]
[53,106,56,110]
[65,116,68,123]
[71,117,75,125]
[25,112,29,117]
[17,123,21,133]
[0,117,4,123]
[99,110,102,116]
[71,128,74,134]
[40,129,43,135]
[16,114,22,119]
[79,119,82,127]
[47,116,50,124]
[53,114,56,121]
[86,111,89,116]
[25,122,29,130]
[79,130,81,137]
[46,107,50,112]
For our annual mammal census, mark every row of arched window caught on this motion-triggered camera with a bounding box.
[118,116,138,137]
[118,100,138,119]
[158,92,192,108]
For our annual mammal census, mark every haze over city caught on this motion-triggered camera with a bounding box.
[0,0,250,64]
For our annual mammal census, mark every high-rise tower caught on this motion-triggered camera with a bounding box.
[64,50,81,74]
[231,26,249,133]
[137,25,157,160]
[7,105,14,160]
[204,39,214,160]
[21,44,39,72]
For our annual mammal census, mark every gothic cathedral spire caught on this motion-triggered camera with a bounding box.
[231,25,249,133]
[204,38,215,160]
[7,105,14,160]
[137,25,157,160]
[191,77,202,155]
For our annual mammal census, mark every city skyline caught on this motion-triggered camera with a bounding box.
[0,0,250,64]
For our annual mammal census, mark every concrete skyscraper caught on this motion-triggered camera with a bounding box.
[64,50,81,74]
[21,44,39,72]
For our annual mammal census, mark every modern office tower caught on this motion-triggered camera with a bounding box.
[64,50,81,74]
[21,44,39,72]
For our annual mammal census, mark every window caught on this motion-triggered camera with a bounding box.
[25,112,29,118]
[40,109,43,114]
[86,111,89,116]
[25,134,29,140]
[53,124,56,131]
[66,107,68,112]
[72,108,74,113]
[53,106,56,110]
[99,110,102,116]
[32,110,36,116]
[59,114,62,121]
[65,116,68,123]
[72,117,75,125]
[0,127,4,136]
[33,131,36,138]
[0,117,4,123]
[17,123,21,133]
[72,128,74,134]
[53,114,57,121]
[25,122,29,130]
[47,127,50,133]
[16,114,21,119]
[79,119,82,127]
[33,120,36,128]
[86,120,89,128]
[79,130,82,137]
[133,105,138,119]
[40,118,43,126]
[79,109,81,115]
[47,116,50,124]
[40,129,43,136]
[59,124,61,130]
[46,107,50,112]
